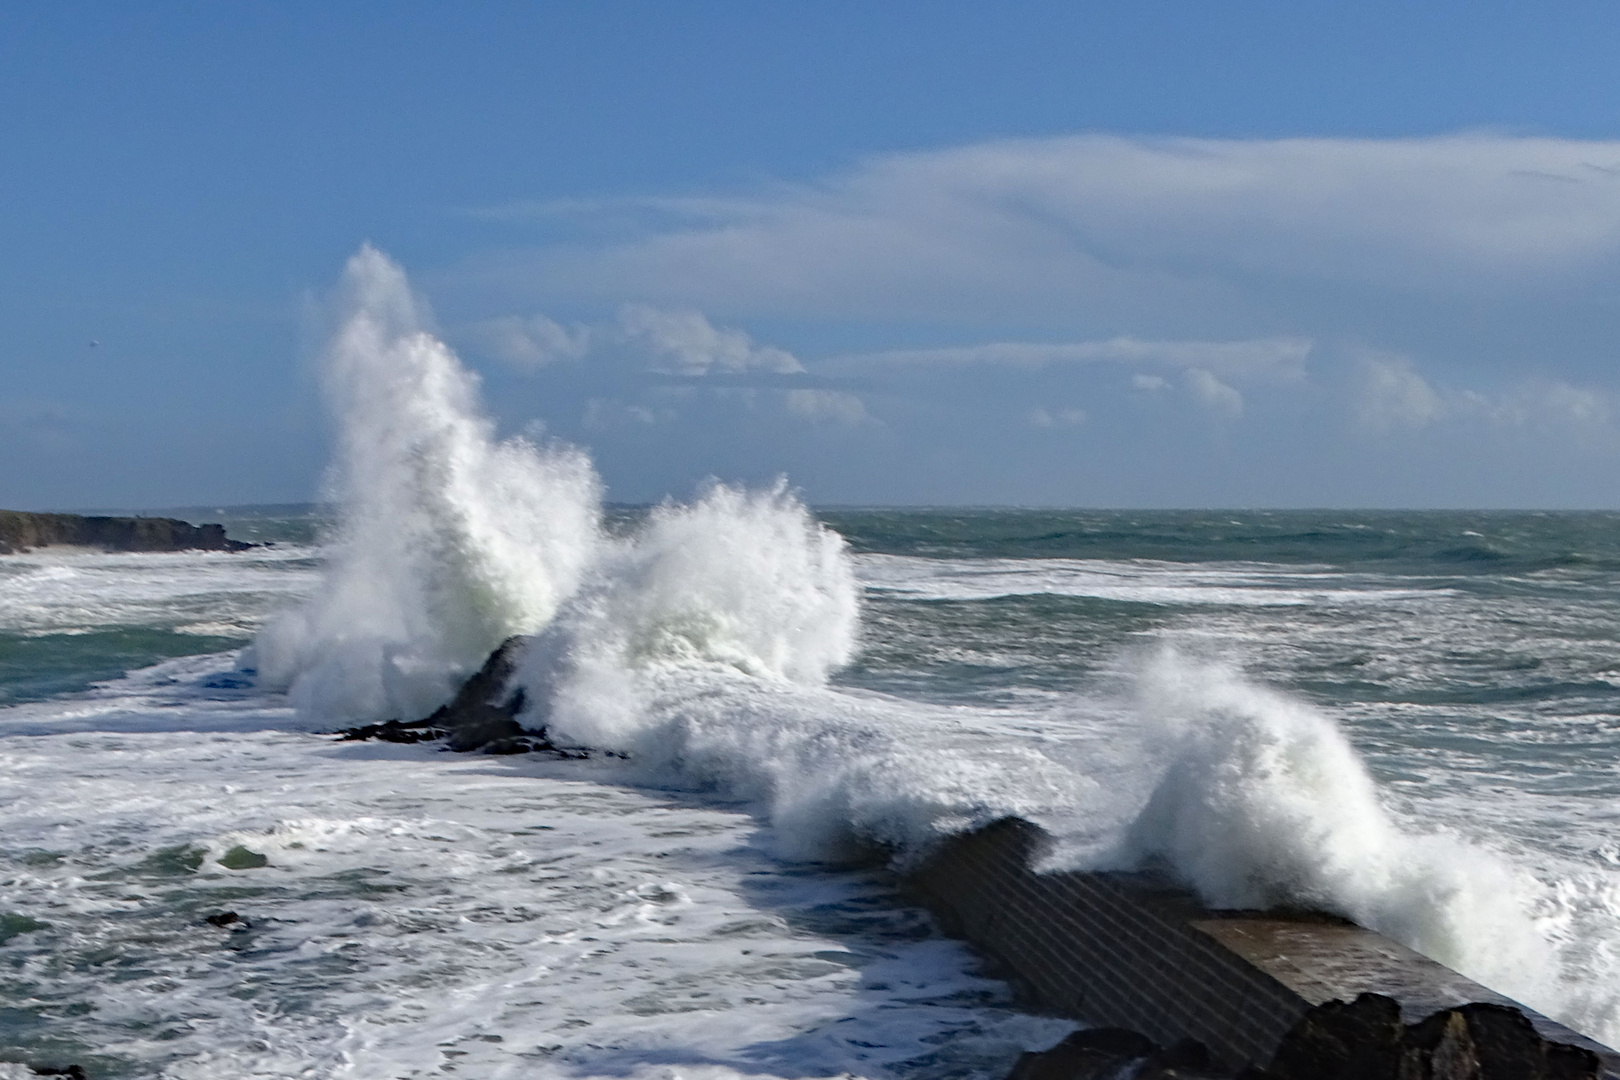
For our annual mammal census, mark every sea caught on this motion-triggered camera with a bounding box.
[5,250,1620,1079]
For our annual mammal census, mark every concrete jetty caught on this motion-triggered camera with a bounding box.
[911,816,1617,1077]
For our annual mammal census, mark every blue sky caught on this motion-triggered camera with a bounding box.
[6,2,1620,508]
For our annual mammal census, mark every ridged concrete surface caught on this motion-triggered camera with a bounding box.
[911,817,1618,1074]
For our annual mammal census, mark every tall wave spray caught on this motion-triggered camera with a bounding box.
[244,247,601,722]
[1116,648,1615,1038]
[248,247,1618,1044]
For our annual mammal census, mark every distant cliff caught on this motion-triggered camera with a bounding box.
[0,510,254,555]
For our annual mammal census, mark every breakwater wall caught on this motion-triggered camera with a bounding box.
[910,817,1619,1076]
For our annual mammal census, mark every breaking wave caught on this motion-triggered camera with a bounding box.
[243,247,601,722]
[248,246,1620,1046]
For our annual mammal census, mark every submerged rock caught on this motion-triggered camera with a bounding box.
[217,846,269,870]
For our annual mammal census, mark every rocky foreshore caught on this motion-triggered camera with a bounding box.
[0,510,254,555]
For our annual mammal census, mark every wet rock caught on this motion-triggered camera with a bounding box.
[1400,1003,1600,1080]
[1271,991,1403,1080]
[1265,997,1600,1080]
[481,737,533,755]
[334,636,602,759]
[1008,1027,1223,1080]
[335,718,447,744]
[423,636,530,724]
[444,704,525,752]
[30,1066,87,1079]
[205,911,249,929]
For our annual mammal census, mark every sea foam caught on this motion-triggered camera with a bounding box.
[243,247,601,723]
[246,246,1620,1047]
[1110,647,1564,1019]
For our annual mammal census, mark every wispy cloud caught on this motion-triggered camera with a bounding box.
[462,305,805,378]
[1028,406,1087,428]
[467,313,592,370]
[785,389,869,426]
[837,336,1310,378]
[461,133,1620,323]
[617,304,803,376]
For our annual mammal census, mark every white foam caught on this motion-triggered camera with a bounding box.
[243,247,602,723]
[225,248,1620,1054]
[1096,646,1612,1036]
[855,553,1435,607]
[0,673,1072,1077]
[0,546,318,636]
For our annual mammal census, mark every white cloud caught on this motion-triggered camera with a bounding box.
[1538,382,1611,426]
[617,304,803,375]
[1133,374,1169,392]
[1356,355,1445,430]
[468,313,590,370]
[1029,406,1087,428]
[582,398,661,429]
[1183,368,1244,419]
[1355,353,1615,433]
[467,133,1620,321]
[786,389,868,425]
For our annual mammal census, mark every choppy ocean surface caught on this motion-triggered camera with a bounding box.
[6,251,1620,1078]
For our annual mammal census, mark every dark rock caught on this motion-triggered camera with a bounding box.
[1401,1003,1599,1080]
[1009,1028,1226,1080]
[30,1066,87,1079]
[0,509,254,554]
[1162,1039,1214,1071]
[333,636,603,759]
[1008,1027,1158,1080]
[444,704,524,752]
[205,911,245,928]
[335,718,447,744]
[481,737,533,755]
[1271,992,1403,1080]
[424,635,530,725]
[1267,997,1600,1080]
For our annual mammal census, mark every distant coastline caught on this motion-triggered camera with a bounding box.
[0,509,255,555]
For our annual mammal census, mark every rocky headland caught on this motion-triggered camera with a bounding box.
[0,510,254,555]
